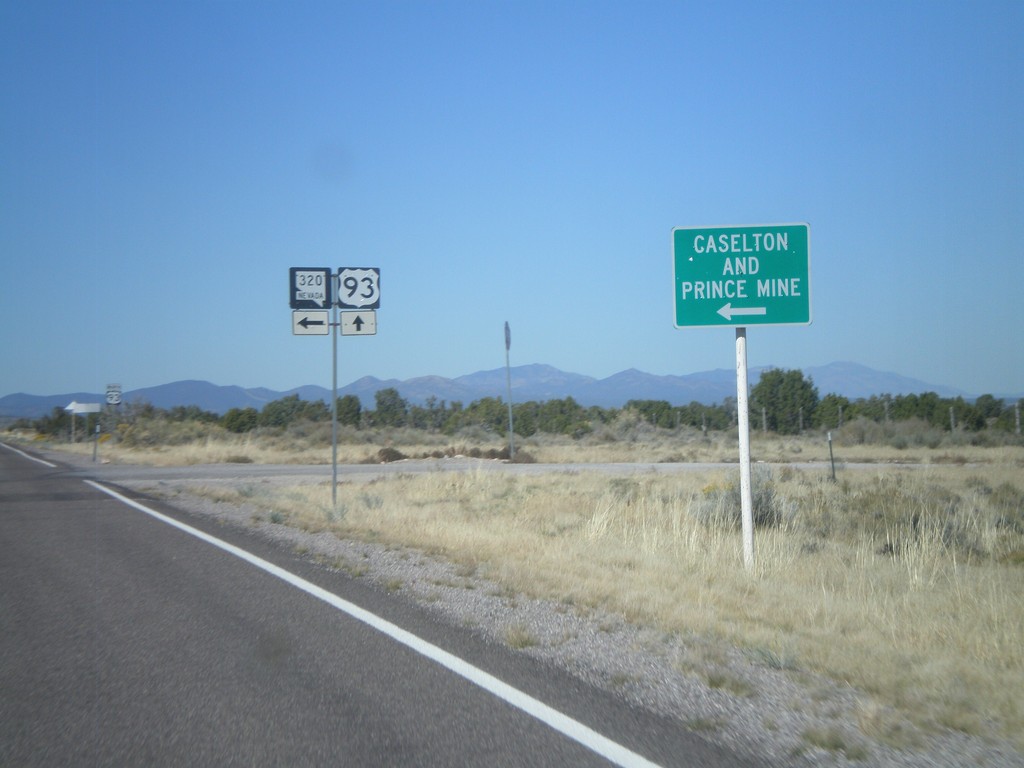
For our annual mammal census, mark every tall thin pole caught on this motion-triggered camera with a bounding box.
[332,288,339,511]
[736,328,754,572]
[504,321,514,461]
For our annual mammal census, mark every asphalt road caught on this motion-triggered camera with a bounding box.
[1,444,761,767]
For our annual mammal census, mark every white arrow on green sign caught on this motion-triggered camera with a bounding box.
[673,223,811,327]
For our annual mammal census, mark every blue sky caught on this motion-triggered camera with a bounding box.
[2,0,1022,399]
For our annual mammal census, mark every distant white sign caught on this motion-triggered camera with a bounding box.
[65,401,101,414]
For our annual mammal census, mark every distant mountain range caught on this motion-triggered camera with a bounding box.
[1,362,1006,421]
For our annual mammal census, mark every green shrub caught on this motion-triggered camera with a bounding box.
[692,464,782,529]
[118,418,226,447]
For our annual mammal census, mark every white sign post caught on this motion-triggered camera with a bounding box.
[735,329,754,570]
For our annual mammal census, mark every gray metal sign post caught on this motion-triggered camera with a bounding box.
[290,267,379,515]
[504,321,514,461]
[332,290,339,509]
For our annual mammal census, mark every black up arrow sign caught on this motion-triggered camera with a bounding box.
[340,310,376,335]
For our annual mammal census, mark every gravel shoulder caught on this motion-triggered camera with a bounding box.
[39,449,1024,767]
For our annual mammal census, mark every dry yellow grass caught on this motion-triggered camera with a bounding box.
[203,460,1024,749]
[43,433,445,467]
[42,426,1024,468]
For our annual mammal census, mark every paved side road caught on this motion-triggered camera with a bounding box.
[0,443,757,767]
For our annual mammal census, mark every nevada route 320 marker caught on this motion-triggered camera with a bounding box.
[673,223,811,327]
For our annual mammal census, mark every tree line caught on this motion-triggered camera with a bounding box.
[16,369,1023,440]
[749,368,1020,435]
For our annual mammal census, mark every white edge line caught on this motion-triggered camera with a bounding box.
[1,442,58,468]
[83,479,663,768]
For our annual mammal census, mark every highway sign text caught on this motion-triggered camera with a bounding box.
[337,268,381,309]
[673,224,811,327]
[289,267,333,310]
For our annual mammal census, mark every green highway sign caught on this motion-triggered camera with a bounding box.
[673,223,811,327]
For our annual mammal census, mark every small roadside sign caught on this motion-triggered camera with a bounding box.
[65,401,101,414]
[290,267,333,310]
[340,310,377,336]
[292,310,330,335]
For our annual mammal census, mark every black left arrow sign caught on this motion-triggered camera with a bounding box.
[299,317,326,329]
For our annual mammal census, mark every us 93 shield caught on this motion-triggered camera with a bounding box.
[337,268,380,309]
